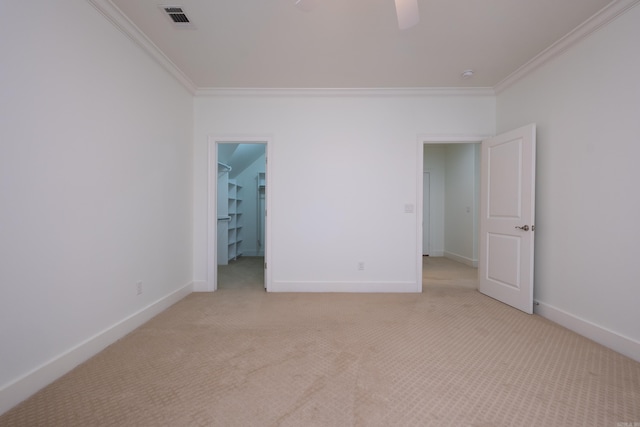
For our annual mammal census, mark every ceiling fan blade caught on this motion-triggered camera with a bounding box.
[395,0,420,30]
[294,0,316,12]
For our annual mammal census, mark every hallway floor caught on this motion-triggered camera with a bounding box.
[217,255,478,291]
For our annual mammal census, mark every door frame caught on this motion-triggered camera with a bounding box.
[478,124,536,313]
[416,134,490,290]
[207,135,273,292]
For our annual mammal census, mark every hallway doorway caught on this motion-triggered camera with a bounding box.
[422,142,480,266]
[416,136,485,291]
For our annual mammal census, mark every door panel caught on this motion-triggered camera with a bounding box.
[488,140,521,218]
[479,124,536,314]
[487,233,520,288]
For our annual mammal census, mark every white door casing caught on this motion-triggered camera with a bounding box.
[479,124,536,314]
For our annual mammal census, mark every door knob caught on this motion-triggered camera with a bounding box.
[515,225,530,231]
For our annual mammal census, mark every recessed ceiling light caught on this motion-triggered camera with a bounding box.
[461,69,474,79]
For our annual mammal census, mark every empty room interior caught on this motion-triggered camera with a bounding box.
[1,0,639,425]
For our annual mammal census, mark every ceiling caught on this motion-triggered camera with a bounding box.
[218,143,266,179]
[108,0,613,89]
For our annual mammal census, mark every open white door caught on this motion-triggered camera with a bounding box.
[479,124,536,314]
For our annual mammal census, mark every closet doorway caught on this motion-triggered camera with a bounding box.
[209,138,271,291]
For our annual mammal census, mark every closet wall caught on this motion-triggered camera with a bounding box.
[423,145,446,256]
[444,143,479,266]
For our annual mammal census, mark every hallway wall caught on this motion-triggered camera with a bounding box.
[496,4,640,359]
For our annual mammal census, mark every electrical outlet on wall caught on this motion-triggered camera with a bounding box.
[136,281,143,296]
[358,262,365,271]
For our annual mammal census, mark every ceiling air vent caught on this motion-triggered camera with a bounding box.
[160,5,195,28]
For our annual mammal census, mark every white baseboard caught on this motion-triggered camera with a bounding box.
[534,301,640,362]
[443,251,478,267]
[270,281,420,293]
[0,282,194,416]
[242,251,264,257]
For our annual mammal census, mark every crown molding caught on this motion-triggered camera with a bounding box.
[195,87,495,98]
[88,0,639,98]
[87,0,198,95]
[494,0,640,94]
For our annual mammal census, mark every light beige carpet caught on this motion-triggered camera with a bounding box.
[1,257,639,426]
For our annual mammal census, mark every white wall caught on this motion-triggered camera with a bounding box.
[423,145,446,255]
[0,0,194,413]
[496,4,640,359]
[194,93,495,292]
[444,144,479,265]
